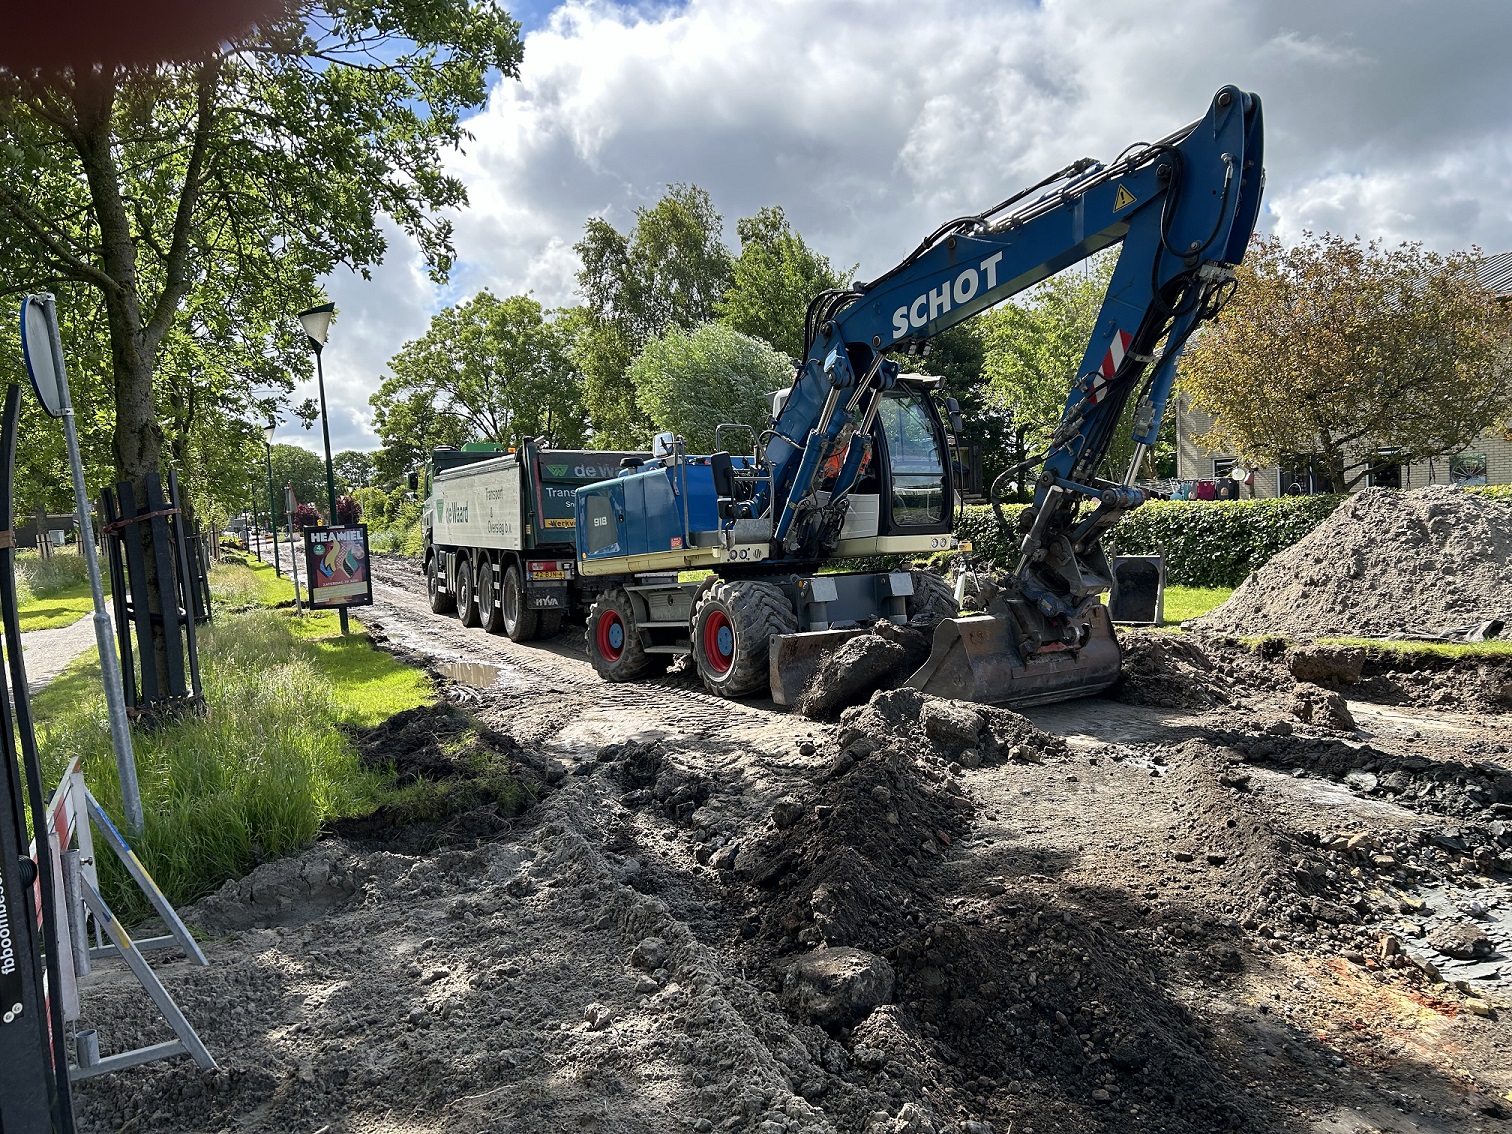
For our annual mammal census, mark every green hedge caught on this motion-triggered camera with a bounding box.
[956,485,1509,588]
[955,497,1342,588]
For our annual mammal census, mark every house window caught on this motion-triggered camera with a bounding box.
[1212,457,1237,479]
[1367,449,1403,489]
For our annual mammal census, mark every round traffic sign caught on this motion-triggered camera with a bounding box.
[19,295,65,418]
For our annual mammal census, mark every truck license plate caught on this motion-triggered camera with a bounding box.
[530,568,565,580]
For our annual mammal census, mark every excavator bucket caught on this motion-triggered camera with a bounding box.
[768,629,867,706]
[905,606,1123,709]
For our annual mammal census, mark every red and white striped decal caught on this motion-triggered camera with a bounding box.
[1087,328,1134,405]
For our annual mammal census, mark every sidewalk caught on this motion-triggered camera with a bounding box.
[20,611,99,692]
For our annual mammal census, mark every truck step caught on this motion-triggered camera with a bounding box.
[643,644,692,656]
[636,619,691,628]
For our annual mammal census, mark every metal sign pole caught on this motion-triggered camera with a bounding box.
[23,295,143,834]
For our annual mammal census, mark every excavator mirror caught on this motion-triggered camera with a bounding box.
[945,397,964,435]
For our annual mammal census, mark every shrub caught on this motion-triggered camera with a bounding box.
[335,494,362,525]
[293,501,321,528]
[953,495,1343,588]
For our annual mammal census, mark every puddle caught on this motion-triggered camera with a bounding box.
[437,661,503,688]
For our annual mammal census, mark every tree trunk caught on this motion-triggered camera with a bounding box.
[73,75,176,699]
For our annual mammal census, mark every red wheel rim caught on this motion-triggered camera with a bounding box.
[596,610,626,661]
[702,609,735,674]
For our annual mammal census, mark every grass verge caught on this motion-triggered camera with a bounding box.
[31,560,434,923]
[15,547,110,632]
[1162,585,1233,625]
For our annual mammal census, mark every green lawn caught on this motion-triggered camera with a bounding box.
[14,548,110,632]
[30,556,434,922]
[1161,584,1233,625]
[1313,636,1512,659]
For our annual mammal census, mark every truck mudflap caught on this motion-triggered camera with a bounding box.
[768,628,868,706]
[905,605,1122,708]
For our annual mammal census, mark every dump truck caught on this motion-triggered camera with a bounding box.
[417,441,642,640]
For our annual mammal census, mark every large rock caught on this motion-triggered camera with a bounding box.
[778,947,895,1028]
[796,636,906,719]
[920,699,985,752]
[1427,921,1493,960]
[1286,646,1366,685]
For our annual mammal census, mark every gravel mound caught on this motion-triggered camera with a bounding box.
[1194,486,1512,638]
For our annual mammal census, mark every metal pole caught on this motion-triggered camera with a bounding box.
[265,441,281,576]
[42,297,143,835]
[287,513,303,616]
[313,349,349,635]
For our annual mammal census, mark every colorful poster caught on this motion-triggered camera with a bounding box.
[302,525,373,608]
[1449,453,1488,487]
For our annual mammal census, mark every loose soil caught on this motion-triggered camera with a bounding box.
[67,553,1512,1134]
[1196,486,1512,639]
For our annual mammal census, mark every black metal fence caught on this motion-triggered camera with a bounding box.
[99,469,207,714]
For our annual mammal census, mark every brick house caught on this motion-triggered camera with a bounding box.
[1176,251,1512,495]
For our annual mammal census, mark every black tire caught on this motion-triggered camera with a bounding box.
[427,553,455,614]
[501,564,541,643]
[586,587,665,681]
[456,558,480,627]
[691,579,798,698]
[478,555,506,634]
[907,568,958,625]
[536,610,565,638]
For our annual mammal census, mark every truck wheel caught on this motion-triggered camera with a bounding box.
[536,610,564,638]
[501,564,541,643]
[477,556,505,634]
[586,587,665,681]
[691,580,797,698]
[907,568,958,625]
[427,554,455,614]
[456,558,480,627]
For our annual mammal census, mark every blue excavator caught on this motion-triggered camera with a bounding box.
[574,86,1264,707]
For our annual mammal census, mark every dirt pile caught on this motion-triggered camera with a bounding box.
[1195,486,1512,638]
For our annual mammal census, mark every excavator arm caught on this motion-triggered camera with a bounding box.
[761,84,1264,705]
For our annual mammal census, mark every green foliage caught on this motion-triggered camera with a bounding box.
[1469,484,1512,502]
[630,322,790,451]
[32,594,434,921]
[717,205,851,360]
[268,444,326,525]
[1180,234,1512,490]
[573,184,733,447]
[373,291,586,481]
[334,450,377,493]
[954,494,1345,588]
[0,0,523,511]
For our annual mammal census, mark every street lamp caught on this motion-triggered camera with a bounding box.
[296,301,348,635]
[263,420,280,577]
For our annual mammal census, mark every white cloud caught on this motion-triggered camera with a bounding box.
[315,0,1512,451]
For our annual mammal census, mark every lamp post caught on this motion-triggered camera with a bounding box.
[264,421,280,576]
[296,301,348,635]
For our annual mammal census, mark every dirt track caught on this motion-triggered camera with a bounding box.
[69,554,1512,1134]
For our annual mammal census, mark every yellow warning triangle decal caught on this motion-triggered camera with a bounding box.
[1113,184,1136,211]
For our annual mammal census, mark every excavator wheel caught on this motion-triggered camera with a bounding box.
[691,579,798,698]
[907,568,959,625]
[586,587,666,681]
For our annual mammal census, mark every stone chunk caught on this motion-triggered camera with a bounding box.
[778,947,895,1028]
[1427,922,1493,960]
[630,937,669,971]
[920,699,985,751]
[796,637,906,719]
[1290,683,1356,731]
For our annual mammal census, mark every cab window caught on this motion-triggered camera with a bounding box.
[877,389,945,525]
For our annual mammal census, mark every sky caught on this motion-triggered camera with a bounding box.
[289,0,1512,456]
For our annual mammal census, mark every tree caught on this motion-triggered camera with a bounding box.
[0,2,522,678]
[268,444,325,526]
[373,291,585,472]
[718,206,850,360]
[371,389,470,489]
[630,322,790,453]
[979,253,1142,495]
[573,184,733,446]
[1180,234,1512,490]
[333,450,376,494]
